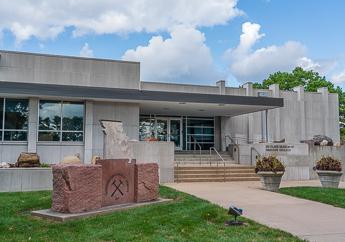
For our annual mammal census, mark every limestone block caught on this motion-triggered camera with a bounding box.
[61,154,81,164]
[135,163,159,202]
[52,164,102,213]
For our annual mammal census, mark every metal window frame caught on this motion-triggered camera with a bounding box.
[1,97,29,142]
[37,100,85,143]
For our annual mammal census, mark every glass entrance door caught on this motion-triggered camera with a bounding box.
[156,118,182,150]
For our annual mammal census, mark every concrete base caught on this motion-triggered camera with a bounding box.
[32,198,171,222]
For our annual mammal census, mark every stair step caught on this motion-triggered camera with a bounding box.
[175,169,255,174]
[174,177,260,182]
[175,173,258,178]
[175,166,254,170]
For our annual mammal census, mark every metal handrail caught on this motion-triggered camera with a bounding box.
[190,135,202,164]
[225,135,240,164]
[209,147,225,167]
[250,147,261,166]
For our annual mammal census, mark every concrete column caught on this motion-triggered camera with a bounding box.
[216,80,226,95]
[84,101,93,164]
[28,98,38,153]
[269,84,281,141]
[318,87,330,136]
[243,83,254,143]
[294,86,306,140]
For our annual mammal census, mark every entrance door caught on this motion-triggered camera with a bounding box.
[156,118,182,150]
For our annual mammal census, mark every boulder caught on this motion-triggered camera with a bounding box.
[52,164,102,213]
[15,152,40,167]
[313,135,333,146]
[61,154,81,164]
[134,163,159,203]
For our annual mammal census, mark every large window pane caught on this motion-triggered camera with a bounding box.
[0,98,3,130]
[39,101,61,131]
[4,99,29,130]
[62,132,83,142]
[38,131,60,141]
[4,131,27,141]
[62,102,84,131]
[139,117,155,141]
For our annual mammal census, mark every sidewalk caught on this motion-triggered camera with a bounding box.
[166,180,345,242]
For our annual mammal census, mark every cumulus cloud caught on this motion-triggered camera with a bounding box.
[0,0,242,42]
[79,43,93,57]
[332,70,345,84]
[223,22,339,83]
[122,26,220,83]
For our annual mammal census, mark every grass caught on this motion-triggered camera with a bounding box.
[280,186,345,208]
[0,186,302,242]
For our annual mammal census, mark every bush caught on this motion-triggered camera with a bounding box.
[314,156,342,172]
[255,155,285,173]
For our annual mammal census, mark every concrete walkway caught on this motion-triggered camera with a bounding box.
[166,180,345,242]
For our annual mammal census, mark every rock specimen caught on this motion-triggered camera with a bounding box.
[96,159,136,207]
[100,120,133,160]
[313,135,333,146]
[61,154,81,164]
[52,164,102,213]
[135,163,159,203]
[15,152,40,167]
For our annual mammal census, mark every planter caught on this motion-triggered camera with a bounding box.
[0,168,52,192]
[316,170,343,188]
[257,171,284,192]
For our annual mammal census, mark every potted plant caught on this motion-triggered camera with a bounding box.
[255,155,285,192]
[314,156,343,188]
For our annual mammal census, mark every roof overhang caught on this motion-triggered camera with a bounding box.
[0,81,284,117]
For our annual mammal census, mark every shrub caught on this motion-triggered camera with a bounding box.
[255,155,285,173]
[314,156,342,172]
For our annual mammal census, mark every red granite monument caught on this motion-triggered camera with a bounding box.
[51,160,159,213]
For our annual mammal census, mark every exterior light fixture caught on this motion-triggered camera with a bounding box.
[225,205,244,226]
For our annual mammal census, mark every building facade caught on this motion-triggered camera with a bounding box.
[0,50,340,164]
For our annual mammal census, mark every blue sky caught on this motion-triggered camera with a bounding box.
[1,0,345,87]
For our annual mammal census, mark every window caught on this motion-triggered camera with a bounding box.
[38,100,84,142]
[0,98,29,141]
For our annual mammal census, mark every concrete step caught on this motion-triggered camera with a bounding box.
[175,169,256,174]
[175,173,259,178]
[175,165,255,170]
[175,158,233,161]
[174,177,260,182]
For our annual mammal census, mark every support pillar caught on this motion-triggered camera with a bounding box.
[28,98,38,153]
[269,84,281,141]
[84,101,94,164]
[243,82,254,143]
[216,80,226,95]
[294,86,306,141]
[318,87,330,136]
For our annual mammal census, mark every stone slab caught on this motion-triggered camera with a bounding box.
[95,159,136,207]
[135,163,159,202]
[32,198,172,222]
[52,164,102,213]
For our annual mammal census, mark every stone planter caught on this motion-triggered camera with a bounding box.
[257,171,284,192]
[316,170,343,188]
[0,168,52,192]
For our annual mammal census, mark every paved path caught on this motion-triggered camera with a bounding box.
[166,180,345,242]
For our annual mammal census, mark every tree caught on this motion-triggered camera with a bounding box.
[253,67,345,142]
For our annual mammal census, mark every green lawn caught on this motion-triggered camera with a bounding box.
[0,186,301,242]
[280,186,345,208]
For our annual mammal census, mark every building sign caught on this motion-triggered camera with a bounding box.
[265,144,294,152]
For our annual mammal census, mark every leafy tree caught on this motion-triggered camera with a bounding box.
[253,67,345,142]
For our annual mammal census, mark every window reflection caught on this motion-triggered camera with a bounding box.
[38,100,84,142]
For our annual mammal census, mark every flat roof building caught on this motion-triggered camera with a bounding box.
[0,50,340,165]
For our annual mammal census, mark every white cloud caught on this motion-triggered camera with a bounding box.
[332,70,345,84]
[224,22,337,82]
[79,43,93,57]
[0,0,242,42]
[122,26,220,83]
